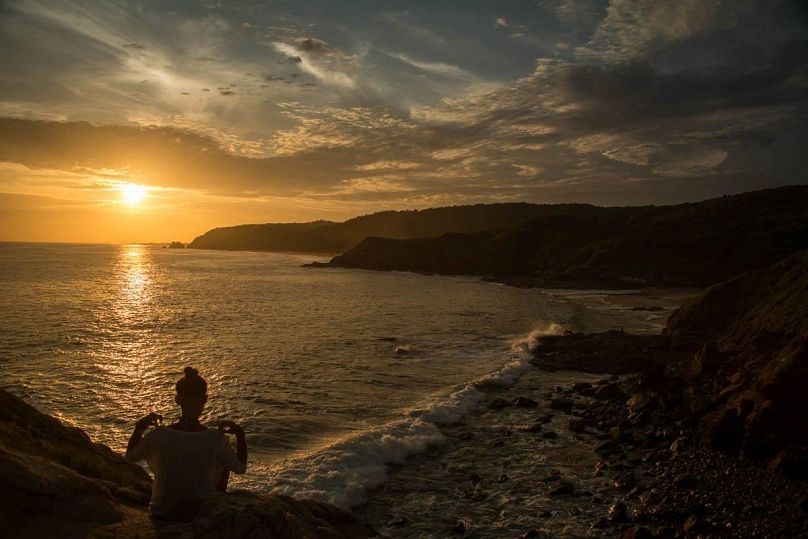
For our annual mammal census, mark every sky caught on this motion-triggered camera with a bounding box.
[0,0,806,243]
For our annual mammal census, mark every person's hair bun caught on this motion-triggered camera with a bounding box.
[176,366,206,397]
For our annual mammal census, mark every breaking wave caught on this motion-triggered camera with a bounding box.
[258,323,565,508]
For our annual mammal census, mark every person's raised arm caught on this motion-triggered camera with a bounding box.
[219,420,247,471]
[126,412,162,461]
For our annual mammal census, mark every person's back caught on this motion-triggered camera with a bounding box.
[125,367,248,520]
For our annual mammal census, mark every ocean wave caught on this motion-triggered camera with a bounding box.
[254,322,564,508]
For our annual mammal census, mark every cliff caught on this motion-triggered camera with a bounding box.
[0,389,375,538]
[532,250,808,482]
[319,186,808,288]
[523,254,808,535]
[662,251,808,470]
[187,203,597,253]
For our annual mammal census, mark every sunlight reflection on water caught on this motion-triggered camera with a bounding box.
[0,242,661,495]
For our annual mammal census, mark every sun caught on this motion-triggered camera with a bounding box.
[121,183,147,206]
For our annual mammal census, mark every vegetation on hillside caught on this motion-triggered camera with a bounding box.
[324,186,808,288]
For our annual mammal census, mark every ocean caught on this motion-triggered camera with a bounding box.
[0,242,663,509]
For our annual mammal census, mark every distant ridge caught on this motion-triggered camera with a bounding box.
[317,186,808,289]
[187,203,596,253]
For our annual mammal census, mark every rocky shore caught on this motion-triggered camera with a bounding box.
[0,389,376,539]
[358,364,808,538]
[359,251,808,538]
[531,337,808,538]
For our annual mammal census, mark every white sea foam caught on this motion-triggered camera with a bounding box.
[256,418,446,508]
[256,322,565,508]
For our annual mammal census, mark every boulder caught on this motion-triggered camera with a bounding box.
[626,393,654,416]
[513,396,539,408]
[549,398,574,412]
[548,479,575,496]
[767,445,808,480]
[450,520,467,534]
[487,398,512,411]
[568,417,594,433]
[620,526,653,539]
[700,407,744,455]
[515,423,543,433]
[594,383,627,403]
[683,514,701,535]
[0,390,151,492]
[607,502,628,523]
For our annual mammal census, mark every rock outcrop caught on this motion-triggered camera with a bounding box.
[530,250,808,479]
[0,389,376,538]
[663,251,808,473]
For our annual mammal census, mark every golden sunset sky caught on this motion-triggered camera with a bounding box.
[1,0,806,243]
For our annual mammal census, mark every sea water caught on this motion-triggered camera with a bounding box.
[0,242,661,508]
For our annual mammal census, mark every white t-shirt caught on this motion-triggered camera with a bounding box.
[125,426,246,518]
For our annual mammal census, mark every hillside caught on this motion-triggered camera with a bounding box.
[319,186,808,288]
[0,389,375,538]
[663,250,808,464]
[187,203,598,253]
[518,252,808,536]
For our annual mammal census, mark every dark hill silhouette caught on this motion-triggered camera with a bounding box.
[319,186,808,288]
[187,203,597,253]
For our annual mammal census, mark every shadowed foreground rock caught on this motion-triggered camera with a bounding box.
[0,389,376,539]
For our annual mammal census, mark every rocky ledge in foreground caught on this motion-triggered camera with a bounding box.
[0,389,376,539]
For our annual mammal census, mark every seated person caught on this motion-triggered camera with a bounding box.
[125,367,247,520]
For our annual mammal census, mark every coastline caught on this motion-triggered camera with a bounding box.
[357,331,808,538]
[595,289,700,312]
[354,294,695,537]
[354,279,808,538]
[4,249,807,537]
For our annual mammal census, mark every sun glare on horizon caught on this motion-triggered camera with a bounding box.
[121,183,147,206]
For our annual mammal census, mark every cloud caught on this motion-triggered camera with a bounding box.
[574,0,807,66]
[495,17,509,28]
[390,53,478,80]
[296,37,333,56]
[279,54,303,64]
[0,0,806,214]
[272,41,357,89]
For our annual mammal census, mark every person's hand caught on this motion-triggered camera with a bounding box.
[218,420,244,436]
[136,412,163,430]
